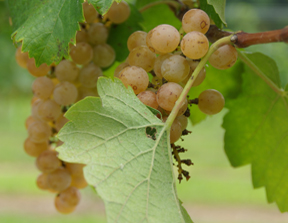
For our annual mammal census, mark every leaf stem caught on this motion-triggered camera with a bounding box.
[165,35,235,129]
[238,51,285,96]
[139,1,182,13]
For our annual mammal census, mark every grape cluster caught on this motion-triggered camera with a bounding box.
[15,1,131,214]
[115,8,238,181]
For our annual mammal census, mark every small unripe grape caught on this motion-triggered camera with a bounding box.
[181,31,209,59]
[36,150,61,173]
[128,45,156,72]
[53,82,78,106]
[127,31,147,51]
[119,66,149,94]
[69,42,93,65]
[107,1,131,24]
[92,43,115,68]
[82,2,98,23]
[47,168,72,192]
[28,121,51,143]
[182,9,210,34]
[37,99,62,122]
[32,77,54,100]
[55,60,79,82]
[147,24,180,54]
[15,46,29,68]
[87,23,108,45]
[24,137,48,157]
[27,58,51,77]
[161,55,190,83]
[198,89,225,115]
[137,91,158,109]
[208,44,238,70]
[114,62,130,77]
[153,54,172,78]
[79,63,102,88]
[156,82,183,111]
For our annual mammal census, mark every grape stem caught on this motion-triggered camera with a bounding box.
[165,35,235,129]
[139,1,182,13]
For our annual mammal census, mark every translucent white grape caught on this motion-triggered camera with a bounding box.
[69,42,93,65]
[137,91,158,109]
[36,150,61,173]
[76,28,88,43]
[182,9,210,34]
[182,60,206,86]
[177,115,188,131]
[127,31,147,51]
[32,76,54,100]
[82,2,98,23]
[27,58,51,77]
[114,62,130,77]
[198,89,225,115]
[55,60,79,82]
[15,46,29,68]
[79,63,102,88]
[87,23,108,45]
[47,168,72,192]
[28,121,51,143]
[107,1,131,24]
[162,117,182,143]
[153,54,172,78]
[37,99,62,122]
[128,45,156,72]
[24,137,48,157]
[55,115,69,132]
[53,82,78,106]
[92,43,115,68]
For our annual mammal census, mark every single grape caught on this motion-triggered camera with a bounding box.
[164,98,188,117]
[181,31,209,59]
[47,168,72,192]
[24,137,48,157]
[162,117,182,143]
[161,55,190,83]
[36,173,50,190]
[27,58,51,77]
[127,31,148,51]
[70,175,88,189]
[156,82,183,111]
[146,30,161,54]
[25,115,40,129]
[208,44,238,70]
[55,60,79,82]
[82,2,98,23]
[92,43,115,68]
[76,28,88,43]
[182,9,210,34]
[119,66,149,94]
[107,1,131,24]
[137,91,158,109]
[66,163,86,176]
[55,115,69,132]
[37,99,62,122]
[128,45,156,72]
[31,99,42,119]
[147,24,180,54]
[182,59,206,86]
[114,62,130,77]
[198,89,225,115]
[153,54,172,78]
[32,76,54,100]
[79,63,102,88]
[177,115,188,131]
[36,150,61,173]
[69,42,93,65]
[53,82,78,106]
[28,121,51,143]
[15,46,29,68]
[87,23,108,45]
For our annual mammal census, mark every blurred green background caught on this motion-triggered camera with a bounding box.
[0,0,288,223]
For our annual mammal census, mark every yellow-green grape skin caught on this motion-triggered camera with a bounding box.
[127,31,148,51]
[69,42,93,65]
[146,30,161,54]
[198,89,225,115]
[32,77,54,100]
[36,150,61,173]
[114,62,130,77]
[119,66,149,94]
[147,24,180,54]
[53,82,78,106]
[87,23,108,45]
[27,58,51,77]
[76,29,88,43]
[92,43,115,68]
[31,99,42,119]
[36,173,50,190]
[128,45,156,72]
[82,2,98,23]
[107,1,131,24]
[47,168,72,192]
[25,116,39,129]
[181,31,209,59]
[182,9,210,34]
[156,82,183,111]
[15,46,29,68]
[137,91,159,109]
[163,117,182,143]
[208,44,238,70]
[37,99,62,122]
[79,63,103,88]
[177,115,188,131]
[55,115,69,132]
[55,60,79,82]
[153,54,172,79]
[24,137,48,157]
[182,60,206,86]
[161,55,190,83]
[28,121,51,143]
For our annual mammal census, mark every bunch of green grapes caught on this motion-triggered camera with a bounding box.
[15,1,131,214]
[116,8,238,144]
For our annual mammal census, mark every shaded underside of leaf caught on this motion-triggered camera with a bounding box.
[57,77,193,222]
[223,52,288,212]
[8,0,84,66]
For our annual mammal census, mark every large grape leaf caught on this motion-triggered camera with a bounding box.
[223,52,288,212]
[188,60,243,125]
[57,77,193,223]
[7,0,84,66]
[88,0,120,15]
[199,0,226,28]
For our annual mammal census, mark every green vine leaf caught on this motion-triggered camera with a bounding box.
[199,0,226,28]
[223,52,288,212]
[7,0,84,66]
[57,77,193,223]
[88,0,120,15]
[188,60,243,125]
